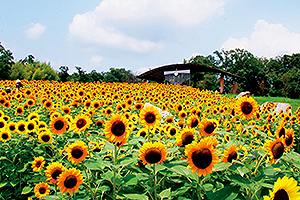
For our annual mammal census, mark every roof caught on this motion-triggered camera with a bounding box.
[136,63,243,82]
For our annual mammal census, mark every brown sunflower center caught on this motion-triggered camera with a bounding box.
[28,100,33,105]
[192,148,212,169]
[9,125,15,131]
[64,175,77,189]
[227,151,237,163]
[28,123,34,130]
[204,122,215,134]
[144,149,162,164]
[76,119,87,129]
[39,187,46,194]
[96,121,103,126]
[51,168,63,180]
[140,131,146,137]
[41,134,50,142]
[167,118,173,123]
[273,189,289,200]
[145,112,156,124]
[285,135,293,146]
[71,147,84,159]
[0,122,4,128]
[136,105,141,110]
[241,101,253,115]
[111,120,125,136]
[170,128,176,136]
[18,124,25,132]
[272,142,284,159]
[2,133,8,140]
[180,113,186,118]
[54,120,65,131]
[182,132,194,146]
[36,161,41,168]
[46,102,51,107]
[190,119,199,128]
[17,108,22,114]
[278,128,285,138]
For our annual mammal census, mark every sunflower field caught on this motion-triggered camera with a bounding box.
[1,80,300,200]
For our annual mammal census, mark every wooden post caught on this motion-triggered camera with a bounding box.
[220,74,224,94]
[232,80,238,94]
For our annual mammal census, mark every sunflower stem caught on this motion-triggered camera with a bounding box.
[113,144,118,200]
[153,164,157,200]
[253,153,267,175]
[197,176,202,200]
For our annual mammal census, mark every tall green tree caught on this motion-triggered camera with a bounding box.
[10,56,59,81]
[0,43,14,80]
[213,48,266,95]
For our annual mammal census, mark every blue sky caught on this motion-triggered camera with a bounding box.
[1,1,300,75]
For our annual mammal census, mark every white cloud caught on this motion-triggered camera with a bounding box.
[24,23,46,39]
[221,20,300,57]
[90,55,103,65]
[69,0,224,52]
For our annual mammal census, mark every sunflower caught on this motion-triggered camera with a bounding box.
[199,118,219,137]
[7,121,16,133]
[178,110,187,120]
[138,142,167,165]
[165,116,174,124]
[175,127,195,147]
[104,114,129,145]
[283,128,295,150]
[187,114,199,129]
[134,103,144,111]
[275,121,286,139]
[234,96,258,120]
[105,106,113,115]
[34,182,50,199]
[265,138,285,163]
[38,129,53,144]
[32,156,45,172]
[44,100,53,109]
[71,114,92,134]
[0,130,11,142]
[45,162,67,184]
[263,176,300,200]
[168,125,178,136]
[95,119,104,127]
[185,139,219,177]
[28,112,40,121]
[66,140,88,164]
[16,120,27,134]
[139,106,161,129]
[61,106,71,115]
[49,115,68,135]
[221,144,239,163]
[57,168,83,195]
[15,105,24,115]
[27,120,37,133]
[0,118,6,129]
[137,128,148,137]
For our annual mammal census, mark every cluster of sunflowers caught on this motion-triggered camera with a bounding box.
[1,79,300,200]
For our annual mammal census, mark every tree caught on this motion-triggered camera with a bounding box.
[10,56,59,81]
[58,66,70,82]
[213,49,266,95]
[0,43,14,80]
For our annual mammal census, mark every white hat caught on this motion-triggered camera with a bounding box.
[16,79,20,83]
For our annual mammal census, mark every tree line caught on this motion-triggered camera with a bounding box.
[1,42,300,98]
[0,43,137,84]
[187,48,300,99]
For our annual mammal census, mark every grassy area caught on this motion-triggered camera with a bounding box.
[252,96,300,113]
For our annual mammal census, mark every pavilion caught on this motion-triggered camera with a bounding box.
[136,63,243,94]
